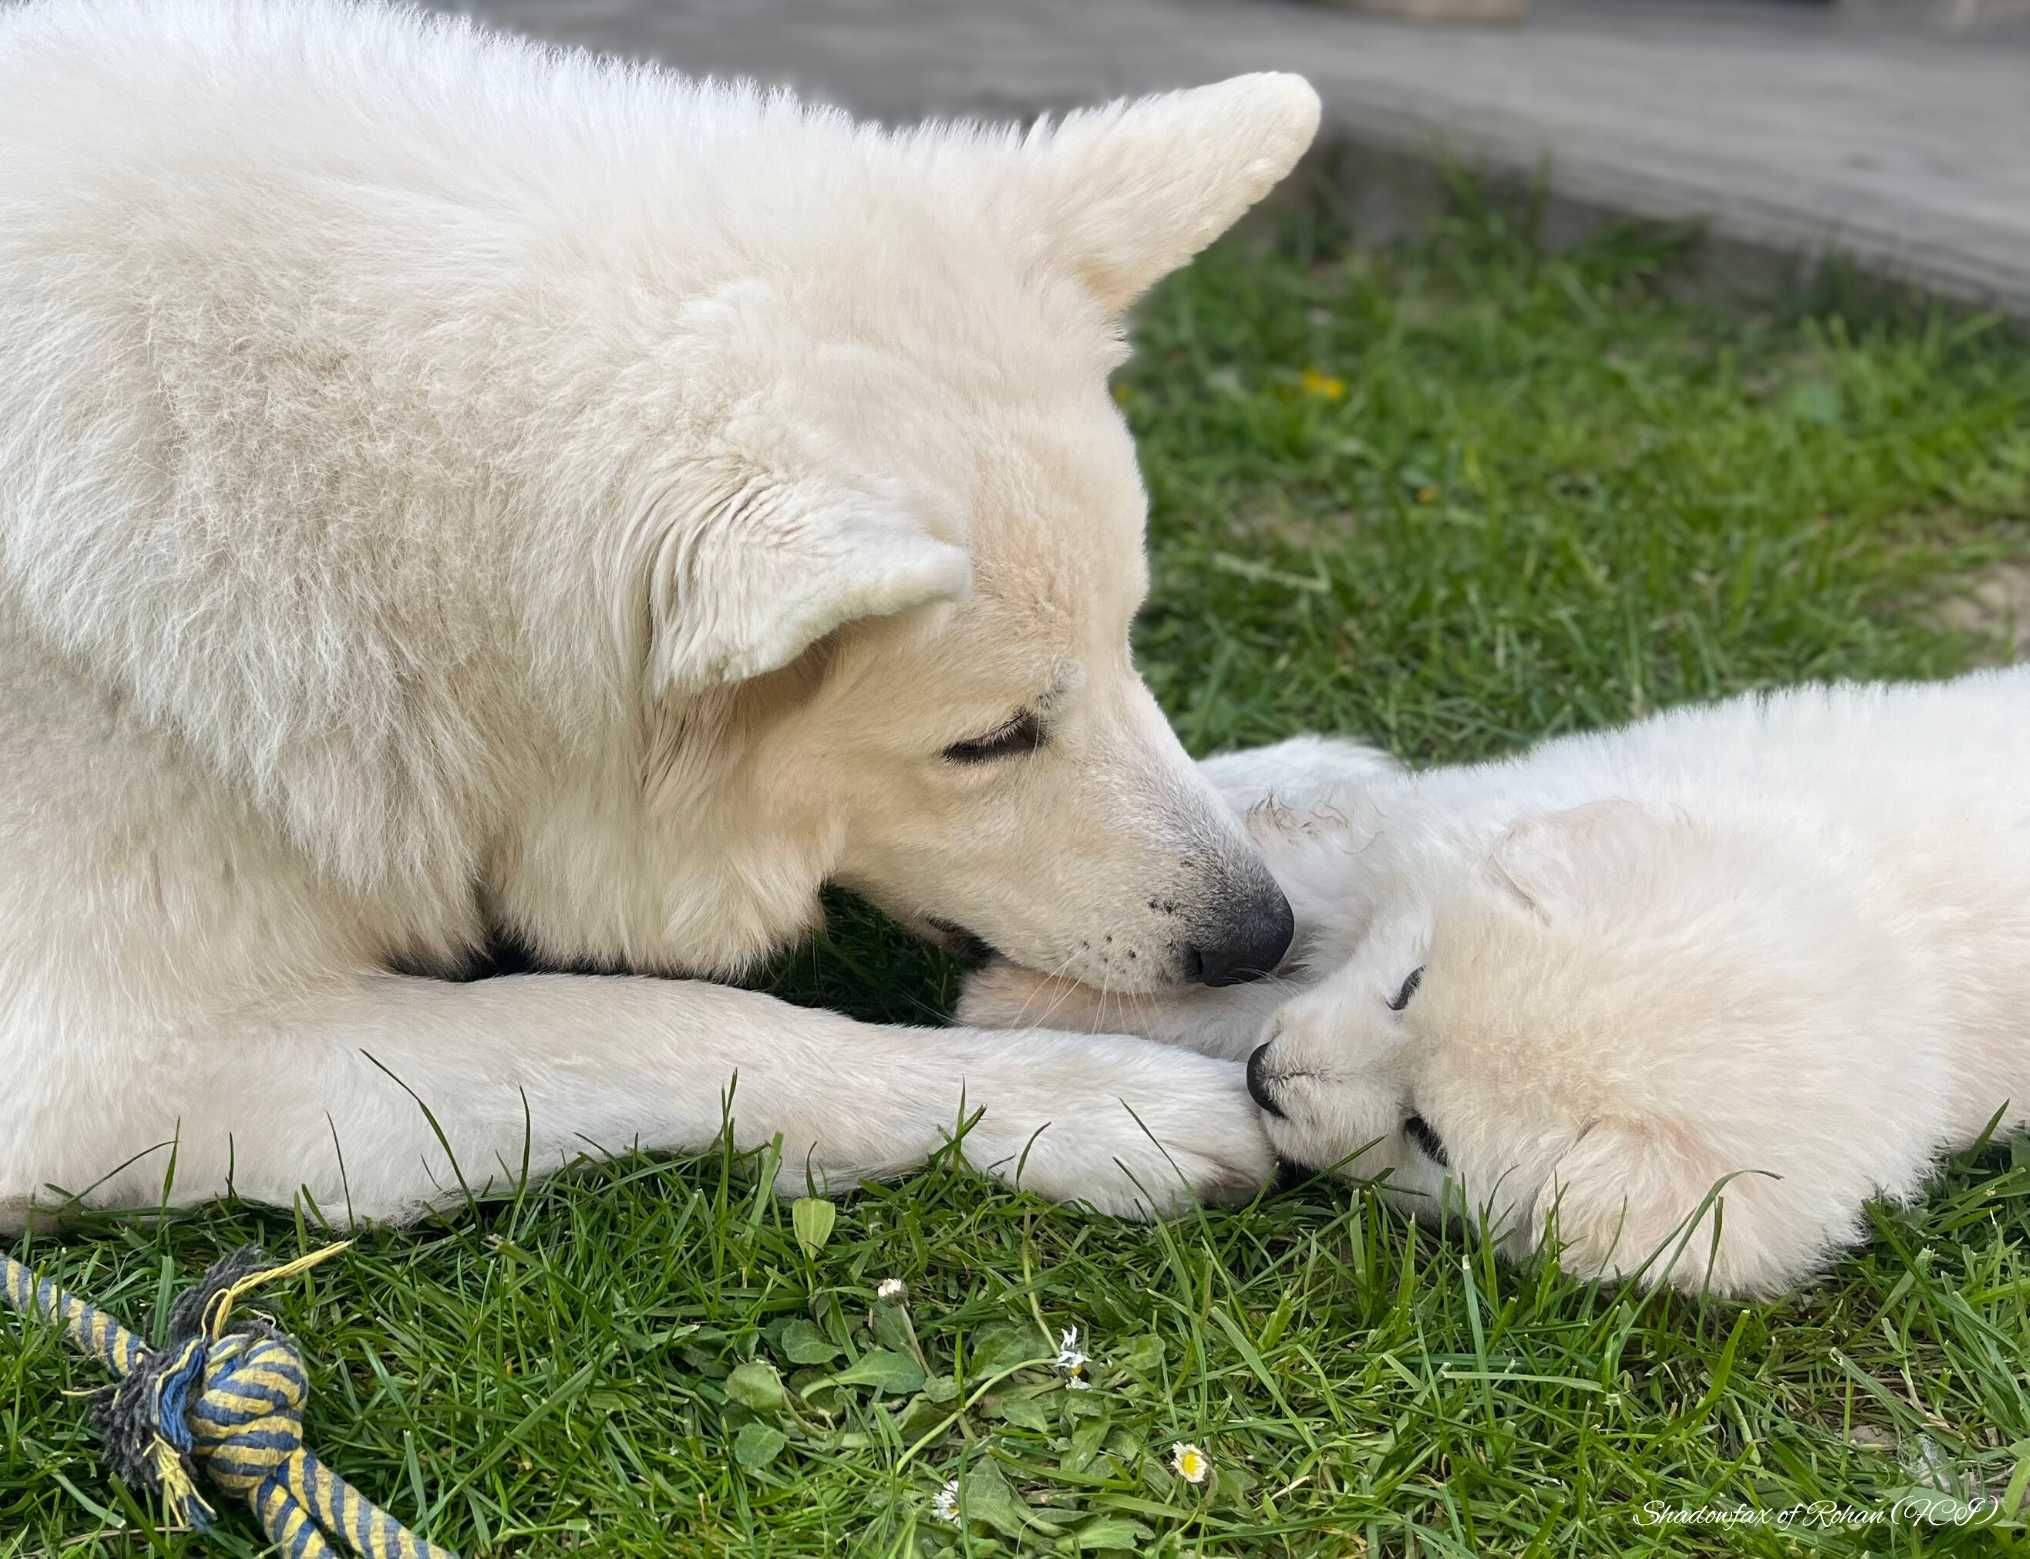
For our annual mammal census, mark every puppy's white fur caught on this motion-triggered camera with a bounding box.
[964,672,2030,1295]
[0,0,1324,1226]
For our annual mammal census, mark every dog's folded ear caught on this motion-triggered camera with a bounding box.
[639,479,971,697]
[1533,1121,1718,1291]
[1533,1121,1802,1298]
[1483,800,1671,925]
[1024,73,1321,313]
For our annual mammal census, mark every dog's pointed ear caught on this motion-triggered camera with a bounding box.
[1025,73,1320,313]
[1483,800,1665,924]
[643,483,971,696]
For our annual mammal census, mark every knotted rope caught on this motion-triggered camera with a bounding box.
[3,1243,457,1559]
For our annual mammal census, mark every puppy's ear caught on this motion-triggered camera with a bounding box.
[1534,1121,1802,1297]
[1025,74,1320,312]
[1482,800,1666,924]
[640,480,970,696]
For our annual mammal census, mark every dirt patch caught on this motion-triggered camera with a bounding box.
[1936,559,2030,660]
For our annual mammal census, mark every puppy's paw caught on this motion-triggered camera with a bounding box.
[1199,734,1401,819]
[956,959,1112,1033]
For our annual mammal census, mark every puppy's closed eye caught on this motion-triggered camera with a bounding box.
[1404,1113,1449,1168]
[1386,965,1425,1011]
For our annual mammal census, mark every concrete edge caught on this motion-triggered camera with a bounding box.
[1274,116,2021,324]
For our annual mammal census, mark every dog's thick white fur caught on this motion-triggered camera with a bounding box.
[0,0,1325,1227]
[964,671,2030,1295]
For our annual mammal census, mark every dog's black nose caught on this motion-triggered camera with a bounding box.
[1186,887,1294,987]
[1245,1042,1285,1117]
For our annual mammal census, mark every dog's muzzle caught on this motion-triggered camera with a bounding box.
[1186,886,1294,987]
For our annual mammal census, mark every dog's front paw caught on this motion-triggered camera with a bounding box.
[960,1040,1276,1218]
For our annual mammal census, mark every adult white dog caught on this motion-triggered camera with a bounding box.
[0,0,1322,1227]
[965,672,2030,1295]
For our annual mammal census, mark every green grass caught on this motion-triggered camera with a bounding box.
[7,201,2030,1558]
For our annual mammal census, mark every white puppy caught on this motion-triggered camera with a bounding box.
[964,671,2030,1295]
[0,0,1323,1226]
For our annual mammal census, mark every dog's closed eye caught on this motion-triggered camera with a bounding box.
[943,710,1046,764]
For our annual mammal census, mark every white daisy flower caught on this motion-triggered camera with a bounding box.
[1053,1326,1091,1385]
[931,1478,960,1523]
[1170,1442,1210,1485]
[876,1277,907,1303]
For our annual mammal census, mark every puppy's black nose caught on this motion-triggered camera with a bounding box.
[1245,1042,1284,1117]
[1186,887,1294,988]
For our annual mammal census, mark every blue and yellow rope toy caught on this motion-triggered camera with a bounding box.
[3,1243,457,1559]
